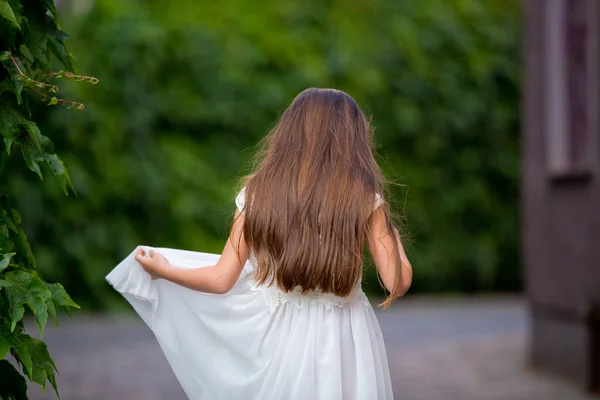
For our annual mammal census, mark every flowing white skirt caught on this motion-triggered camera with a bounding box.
[106,247,393,400]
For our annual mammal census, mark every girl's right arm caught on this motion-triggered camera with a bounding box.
[367,208,412,297]
[135,210,249,294]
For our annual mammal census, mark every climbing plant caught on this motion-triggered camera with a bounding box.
[0,0,95,398]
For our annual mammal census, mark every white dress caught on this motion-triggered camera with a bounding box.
[106,190,393,400]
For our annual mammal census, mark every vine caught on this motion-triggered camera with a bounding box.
[4,50,98,110]
[0,0,96,398]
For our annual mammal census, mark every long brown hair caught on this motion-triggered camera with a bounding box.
[237,88,403,307]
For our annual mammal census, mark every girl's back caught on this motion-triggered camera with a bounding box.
[107,88,412,400]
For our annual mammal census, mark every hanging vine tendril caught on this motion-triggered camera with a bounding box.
[6,50,99,110]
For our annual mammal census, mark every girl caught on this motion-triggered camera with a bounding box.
[106,88,412,400]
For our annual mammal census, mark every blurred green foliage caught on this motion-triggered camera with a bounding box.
[3,0,521,309]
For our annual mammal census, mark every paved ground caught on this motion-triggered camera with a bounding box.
[24,296,597,400]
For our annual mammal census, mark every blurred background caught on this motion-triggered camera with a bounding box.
[7,0,520,310]
[5,0,599,399]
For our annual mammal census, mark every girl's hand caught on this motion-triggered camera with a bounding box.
[135,248,170,279]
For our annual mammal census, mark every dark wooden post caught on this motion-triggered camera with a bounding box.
[524,0,600,392]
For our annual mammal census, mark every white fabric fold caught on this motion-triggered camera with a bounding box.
[106,247,393,400]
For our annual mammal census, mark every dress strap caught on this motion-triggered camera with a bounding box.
[235,187,247,213]
[374,193,383,211]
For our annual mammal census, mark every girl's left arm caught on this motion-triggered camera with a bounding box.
[135,211,249,294]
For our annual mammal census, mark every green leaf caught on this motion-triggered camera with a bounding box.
[0,80,13,97]
[47,34,75,71]
[0,252,15,272]
[6,55,26,105]
[0,324,58,396]
[20,16,50,67]
[1,128,19,155]
[0,279,11,288]
[0,322,32,380]
[0,321,28,373]
[29,33,49,67]
[0,0,20,30]
[22,122,43,154]
[11,336,32,381]
[45,296,57,326]
[12,79,24,105]
[43,0,58,19]
[0,103,22,155]
[20,136,44,179]
[0,223,10,252]
[44,153,74,195]
[1,208,18,233]
[3,270,51,336]
[47,282,79,310]
[23,335,58,394]
[48,96,59,105]
[12,120,74,194]
[0,323,13,359]
[18,44,34,63]
[10,209,21,227]
[0,360,28,400]
[8,211,36,269]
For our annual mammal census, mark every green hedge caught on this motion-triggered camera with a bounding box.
[4,0,521,309]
